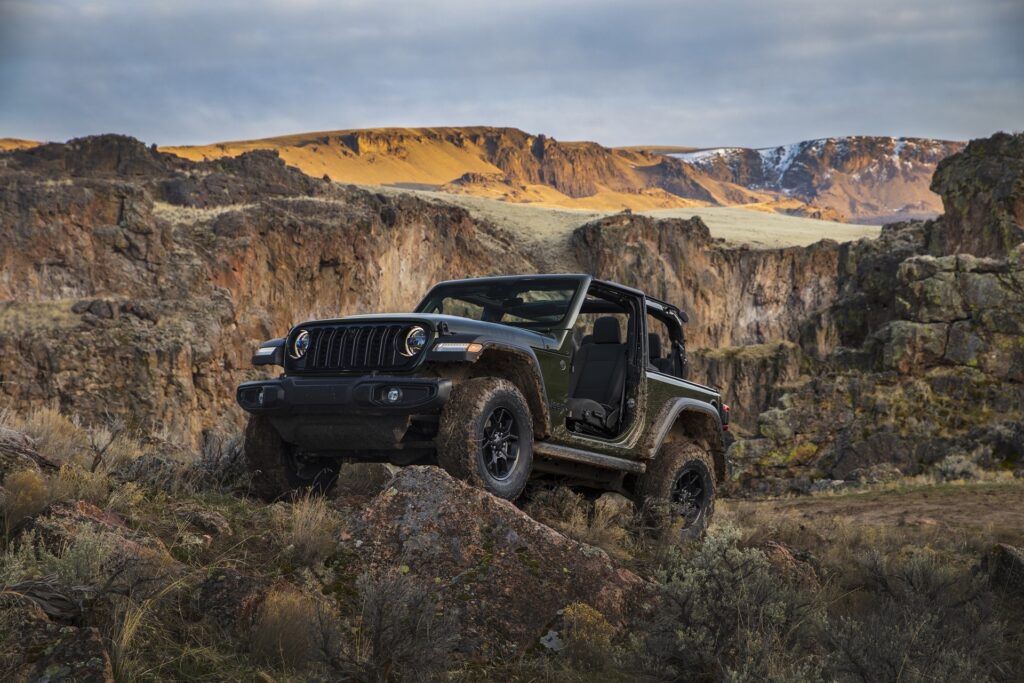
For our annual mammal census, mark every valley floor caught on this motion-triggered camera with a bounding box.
[732,479,1024,546]
[369,186,881,272]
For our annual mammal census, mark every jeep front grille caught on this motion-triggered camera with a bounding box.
[299,323,421,373]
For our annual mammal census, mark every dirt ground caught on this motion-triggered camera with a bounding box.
[725,479,1024,547]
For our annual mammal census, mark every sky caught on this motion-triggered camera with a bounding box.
[0,0,1022,149]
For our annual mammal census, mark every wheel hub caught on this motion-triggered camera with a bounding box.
[482,406,520,481]
[671,467,707,525]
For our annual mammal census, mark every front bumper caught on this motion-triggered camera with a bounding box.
[236,375,452,416]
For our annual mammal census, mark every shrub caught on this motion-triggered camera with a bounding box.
[562,602,617,671]
[315,571,457,682]
[272,494,342,565]
[0,469,53,537]
[17,408,89,466]
[251,587,318,670]
[642,524,825,681]
[53,464,110,506]
[0,527,113,587]
[934,452,980,481]
[824,548,1008,681]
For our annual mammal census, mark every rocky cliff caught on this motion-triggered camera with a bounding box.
[1,132,1020,488]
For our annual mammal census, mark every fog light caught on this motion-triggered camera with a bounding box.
[385,387,403,403]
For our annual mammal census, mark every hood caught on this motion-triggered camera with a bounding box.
[297,313,562,351]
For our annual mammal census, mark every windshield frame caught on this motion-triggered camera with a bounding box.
[414,275,590,333]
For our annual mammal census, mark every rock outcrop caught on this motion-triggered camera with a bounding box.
[572,213,843,349]
[928,132,1024,257]
[354,466,649,656]
[724,134,1024,493]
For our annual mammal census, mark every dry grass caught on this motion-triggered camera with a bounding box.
[524,487,632,561]
[251,587,318,670]
[7,407,89,467]
[272,495,342,565]
[0,469,53,538]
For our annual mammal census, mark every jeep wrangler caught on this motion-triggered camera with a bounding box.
[237,274,729,537]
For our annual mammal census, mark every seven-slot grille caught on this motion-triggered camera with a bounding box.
[299,323,421,372]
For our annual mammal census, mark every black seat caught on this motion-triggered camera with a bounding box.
[567,317,627,432]
[648,333,674,374]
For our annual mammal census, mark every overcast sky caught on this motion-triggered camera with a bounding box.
[0,0,1021,148]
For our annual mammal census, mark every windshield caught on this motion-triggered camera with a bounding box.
[415,277,582,330]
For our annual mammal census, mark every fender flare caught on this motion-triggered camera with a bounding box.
[646,398,727,480]
[468,342,552,439]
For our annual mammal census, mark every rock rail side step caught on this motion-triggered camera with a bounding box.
[533,442,646,474]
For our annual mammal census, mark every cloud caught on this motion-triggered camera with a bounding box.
[0,0,1021,147]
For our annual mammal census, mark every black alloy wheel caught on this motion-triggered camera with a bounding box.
[482,406,521,481]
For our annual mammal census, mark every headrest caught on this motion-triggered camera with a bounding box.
[580,334,594,346]
[593,316,621,344]
[648,333,662,359]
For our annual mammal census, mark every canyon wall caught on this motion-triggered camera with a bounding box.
[1,132,1020,487]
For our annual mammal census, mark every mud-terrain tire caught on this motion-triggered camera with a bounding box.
[437,377,534,500]
[639,439,716,541]
[242,415,338,500]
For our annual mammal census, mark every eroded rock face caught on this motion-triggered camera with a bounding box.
[689,342,803,436]
[729,244,1024,494]
[355,466,650,657]
[572,213,844,349]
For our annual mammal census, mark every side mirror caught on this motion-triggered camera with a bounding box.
[252,338,286,367]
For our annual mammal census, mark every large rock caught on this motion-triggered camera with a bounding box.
[355,466,650,657]
[0,596,113,682]
[929,132,1024,258]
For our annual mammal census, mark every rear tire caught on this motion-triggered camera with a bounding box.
[437,378,534,500]
[639,439,716,542]
[242,416,338,500]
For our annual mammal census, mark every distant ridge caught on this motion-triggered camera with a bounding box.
[671,136,964,223]
[2,127,960,222]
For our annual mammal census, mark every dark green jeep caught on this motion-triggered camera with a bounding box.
[237,274,730,536]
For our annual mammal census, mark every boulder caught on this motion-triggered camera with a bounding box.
[334,462,400,497]
[0,596,113,682]
[355,466,651,657]
[982,544,1024,593]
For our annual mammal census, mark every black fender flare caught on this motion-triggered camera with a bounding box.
[646,398,727,480]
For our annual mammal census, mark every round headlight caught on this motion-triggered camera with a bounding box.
[402,326,428,357]
[290,329,310,359]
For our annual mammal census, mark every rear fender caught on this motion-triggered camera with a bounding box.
[646,398,727,480]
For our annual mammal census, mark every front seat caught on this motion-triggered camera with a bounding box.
[567,317,627,433]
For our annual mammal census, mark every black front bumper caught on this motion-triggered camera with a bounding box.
[236,375,452,416]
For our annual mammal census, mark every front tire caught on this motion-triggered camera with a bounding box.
[437,378,534,500]
[242,416,338,500]
[639,439,716,541]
